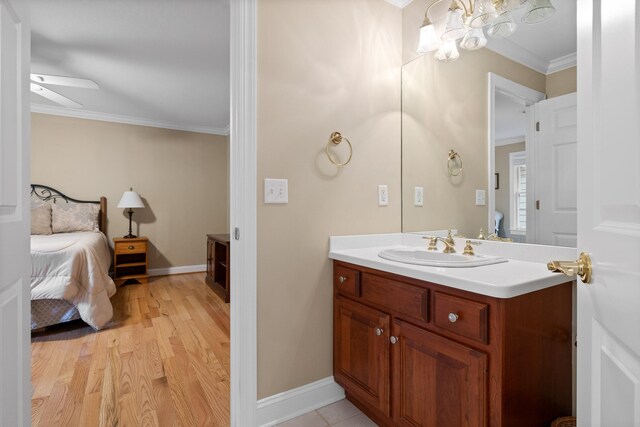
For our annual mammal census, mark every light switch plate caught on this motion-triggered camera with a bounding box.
[414,186,424,207]
[475,189,486,206]
[264,179,288,204]
[378,185,389,206]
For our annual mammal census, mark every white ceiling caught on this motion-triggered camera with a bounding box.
[30,0,230,135]
[486,0,576,74]
[31,0,573,135]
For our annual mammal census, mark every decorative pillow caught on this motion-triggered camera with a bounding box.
[52,203,99,233]
[31,204,52,235]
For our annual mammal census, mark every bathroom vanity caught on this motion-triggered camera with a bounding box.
[330,233,574,427]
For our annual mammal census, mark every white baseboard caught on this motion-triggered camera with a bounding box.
[147,264,206,277]
[257,377,345,427]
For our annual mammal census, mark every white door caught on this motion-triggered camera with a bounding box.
[0,0,30,425]
[533,93,578,247]
[576,1,640,425]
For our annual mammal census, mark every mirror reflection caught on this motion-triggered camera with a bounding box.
[401,0,577,246]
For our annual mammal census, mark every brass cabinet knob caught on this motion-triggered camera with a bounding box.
[375,327,384,336]
[448,313,459,323]
[338,276,347,283]
[390,336,398,344]
[128,245,134,250]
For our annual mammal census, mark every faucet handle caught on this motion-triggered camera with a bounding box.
[478,228,486,240]
[463,240,480,256]
[445,230,455,245]
[422,236,438,251]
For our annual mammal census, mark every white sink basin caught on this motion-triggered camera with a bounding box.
[378,248,507,268]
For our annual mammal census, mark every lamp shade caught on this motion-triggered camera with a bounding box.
[417,21,440,53]
[117,190,144,209]
[522,0,555,24]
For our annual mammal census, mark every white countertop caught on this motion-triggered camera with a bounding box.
[329,233,577,298]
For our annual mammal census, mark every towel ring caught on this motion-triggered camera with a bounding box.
[326,131,353,167]
[447,149,462,176]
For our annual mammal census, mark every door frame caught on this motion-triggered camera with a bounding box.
[487,73,545,239]
[230,0,258,425]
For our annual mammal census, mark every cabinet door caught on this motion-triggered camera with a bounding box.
[392,320,486,427]
[334,296,390,417]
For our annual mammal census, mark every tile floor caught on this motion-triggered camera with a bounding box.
[276,399,377,427]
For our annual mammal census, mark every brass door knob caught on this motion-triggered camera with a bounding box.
[547,252,592,284]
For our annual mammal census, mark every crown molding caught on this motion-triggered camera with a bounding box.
[30,103,230,136]
[486,38,576,76]
[547,52,577,74]
[384,0,414,8]
[495,135,525,147]
[486,38,549,75]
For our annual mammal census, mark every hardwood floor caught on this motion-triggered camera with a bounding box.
[31,273,230,427]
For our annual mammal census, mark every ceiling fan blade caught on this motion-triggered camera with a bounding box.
[30,73,99,89]
[31,83,84,109]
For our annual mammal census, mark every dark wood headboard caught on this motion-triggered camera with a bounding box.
[30,184,107,233]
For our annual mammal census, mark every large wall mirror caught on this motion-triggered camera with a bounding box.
[401,0,577,247]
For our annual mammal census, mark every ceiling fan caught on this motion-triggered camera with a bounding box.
[30,73,99,109]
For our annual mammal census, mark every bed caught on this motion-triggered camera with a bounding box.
[30,184,117,331]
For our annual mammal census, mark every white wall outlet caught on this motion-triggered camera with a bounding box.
[414,186,424,207]
[475,189,486,206]
[378,185,389,206]
[264,178,288,204]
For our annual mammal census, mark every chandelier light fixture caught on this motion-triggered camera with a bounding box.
[417,0,556,62]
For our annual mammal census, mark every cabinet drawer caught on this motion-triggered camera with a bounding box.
[115,241,147,254]
[362,274,428,325]
[433,291,488,344]
[334,265,360,298]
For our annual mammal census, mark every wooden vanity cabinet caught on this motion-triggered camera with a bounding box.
[333,260,572,427]
[335,296,390,417]
[391,319,486,427]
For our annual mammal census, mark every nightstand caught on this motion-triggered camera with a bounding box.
[113,237,149,286]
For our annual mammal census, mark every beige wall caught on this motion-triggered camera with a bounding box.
[494,141,525,238]
[401,49,546,236]
[546,66,577,98]
[257,0,402,398]
[31,113,228,269]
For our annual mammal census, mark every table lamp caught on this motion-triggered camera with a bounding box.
[117,188,145,238]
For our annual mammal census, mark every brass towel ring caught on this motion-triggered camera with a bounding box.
[447,149,462,176]
[326,131,353,167]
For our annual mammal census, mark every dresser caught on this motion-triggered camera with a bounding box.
[206,234,230,303]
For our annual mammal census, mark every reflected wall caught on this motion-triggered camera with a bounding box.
[401,48,546,235]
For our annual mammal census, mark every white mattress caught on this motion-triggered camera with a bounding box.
[31,231,117,330]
